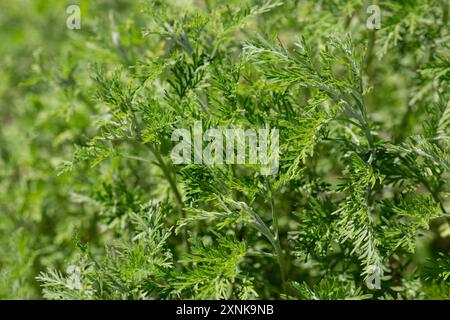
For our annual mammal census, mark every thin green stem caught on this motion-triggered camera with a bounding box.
[148,145,191,253]
[127,105,191,253]
[266,180,287,294]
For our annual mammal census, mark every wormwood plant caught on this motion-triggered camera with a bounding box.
[0,0,449,299]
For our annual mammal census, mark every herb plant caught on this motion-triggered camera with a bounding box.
[0,0,449,299]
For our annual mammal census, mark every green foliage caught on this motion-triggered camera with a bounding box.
[0,0,449,300]
[37,202,174,299]
[289,277,373,300]
[172,235,255,299]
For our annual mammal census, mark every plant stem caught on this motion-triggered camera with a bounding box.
[148,145,191,253]
[128,106,191,252]
[267,180,287,294]
[419,176,447,214]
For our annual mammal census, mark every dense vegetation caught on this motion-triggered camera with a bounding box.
[0,0,449,299]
